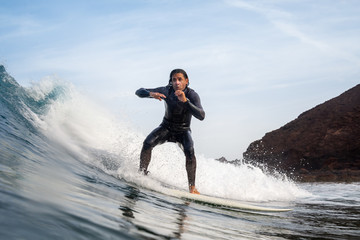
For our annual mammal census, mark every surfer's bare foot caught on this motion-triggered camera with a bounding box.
[189,186,200,194]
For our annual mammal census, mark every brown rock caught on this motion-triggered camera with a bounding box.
[243,84,360,182]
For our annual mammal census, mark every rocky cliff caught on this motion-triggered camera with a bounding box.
[243,84,360,182]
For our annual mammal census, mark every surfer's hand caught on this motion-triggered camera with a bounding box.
[175,90,187,102]
[150,92,166,101]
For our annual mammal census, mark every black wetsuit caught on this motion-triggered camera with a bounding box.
[135,85,205,187]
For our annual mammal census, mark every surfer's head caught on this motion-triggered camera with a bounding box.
[168,69,189,88]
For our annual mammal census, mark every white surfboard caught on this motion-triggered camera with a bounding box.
[165,189,292,212]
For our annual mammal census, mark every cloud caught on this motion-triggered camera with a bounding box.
[225,0,325,47]
[225,0,294,19]
[272,21,329,50]
[225,0,360,74]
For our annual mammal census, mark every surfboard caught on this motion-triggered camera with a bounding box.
[165,189,292,212]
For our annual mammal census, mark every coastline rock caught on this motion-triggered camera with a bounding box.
[243,84,360,182]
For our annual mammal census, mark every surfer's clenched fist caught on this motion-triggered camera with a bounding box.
[174,90,187,102]
[150,92,166,101]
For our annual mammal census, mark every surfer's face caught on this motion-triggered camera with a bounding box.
[171,73,188,91]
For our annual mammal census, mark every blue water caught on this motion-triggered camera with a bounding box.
[1,66,359,239]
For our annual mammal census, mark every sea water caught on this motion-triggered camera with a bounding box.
[0,71,359,239]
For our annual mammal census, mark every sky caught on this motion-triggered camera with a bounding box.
[1,0,359,159]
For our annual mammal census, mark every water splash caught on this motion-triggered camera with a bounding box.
[18,75,310,202]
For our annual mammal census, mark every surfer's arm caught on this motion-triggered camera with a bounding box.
[185,92,205,121]
[135,88,151,98]
[135,87,166,100]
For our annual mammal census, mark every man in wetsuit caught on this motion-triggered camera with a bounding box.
[135,69,205,194]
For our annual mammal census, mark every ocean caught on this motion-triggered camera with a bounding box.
[1,68,359,239]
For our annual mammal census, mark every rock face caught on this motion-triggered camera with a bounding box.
[243,84,360,182]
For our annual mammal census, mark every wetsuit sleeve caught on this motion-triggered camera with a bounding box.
[135,88,150,97]
[186,91,205,121]
[135,87,167,98]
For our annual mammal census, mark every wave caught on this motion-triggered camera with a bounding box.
[0,65,310,202]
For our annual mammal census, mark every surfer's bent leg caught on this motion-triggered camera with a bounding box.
[139,126,169,174]
[181,131,197,188]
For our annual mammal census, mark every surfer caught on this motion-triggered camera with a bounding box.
[135,69,205,194]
